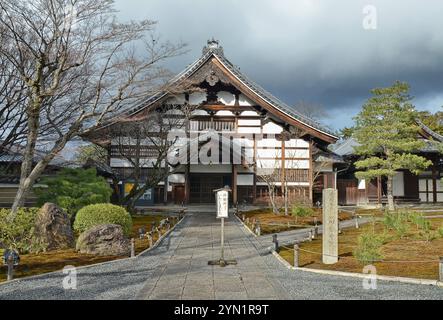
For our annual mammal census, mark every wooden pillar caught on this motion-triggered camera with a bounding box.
[184,163,190,204]
[281,139,286,189]
[232,164,238,205]
[432,159,438,203]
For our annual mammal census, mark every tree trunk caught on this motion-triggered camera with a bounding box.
[386,175,395,211]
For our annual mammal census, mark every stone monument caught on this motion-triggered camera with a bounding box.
[322,188,338,264]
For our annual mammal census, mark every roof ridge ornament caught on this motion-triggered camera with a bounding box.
[202,38,224,56]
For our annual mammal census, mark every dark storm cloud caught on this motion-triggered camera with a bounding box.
[114,0,443,130]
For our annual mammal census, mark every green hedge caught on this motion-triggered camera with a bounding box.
[0,208,41,253]
[73,204,132,236]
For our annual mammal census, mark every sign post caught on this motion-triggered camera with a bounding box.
[208,186,237,267]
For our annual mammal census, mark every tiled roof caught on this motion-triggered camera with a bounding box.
[99,40,337,140]
[417,119,443,142]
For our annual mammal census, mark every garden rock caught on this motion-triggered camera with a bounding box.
[76,224,130,256]
[33,203,74,251]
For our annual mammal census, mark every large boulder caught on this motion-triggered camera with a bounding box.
[33,203,74,251]
[76,224,130,256]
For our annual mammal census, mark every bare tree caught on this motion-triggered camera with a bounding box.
[0,0,186,219]
[109,103,194,212]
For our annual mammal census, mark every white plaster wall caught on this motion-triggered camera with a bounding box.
[238,119,261,126]
[240,110,259,117]
[238,127,261,134]
[257,138,280,148]
[237,174,253,186]
[286,139,309,148]
[169,174,185,184]
[285,149,309,158]
[239,94,254,106]
[166,94,186,105]
[189,92,206,105]
[262,122,283,134]
[257,148,280,158]
[285,159,310,169]
[393,171,405,197]
[217,91,235,105]
[191,109,209,116]
[215,110,234,116]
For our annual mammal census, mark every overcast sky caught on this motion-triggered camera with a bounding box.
[114,0,443,131]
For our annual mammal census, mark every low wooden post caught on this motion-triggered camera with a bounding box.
[314,217,318,227]
[293,244,299,268]
[272,234,279,252]
[308,229,313,241]
[314,226,319,238]
[6,255,13,281]
[355,214,359,229]
[439,257,443,283]
[256,222,261,236]
[147,233,153,247]
[130,238,135,258]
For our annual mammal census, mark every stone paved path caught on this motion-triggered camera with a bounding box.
[0,210,442,300]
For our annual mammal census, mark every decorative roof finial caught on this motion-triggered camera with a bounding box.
[202,38,224,56]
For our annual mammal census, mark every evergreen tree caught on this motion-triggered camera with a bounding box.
[353,81,432,210]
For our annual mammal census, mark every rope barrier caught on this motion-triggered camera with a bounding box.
[279,245,440,263]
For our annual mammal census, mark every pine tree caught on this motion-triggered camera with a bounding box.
[353,81,432,211]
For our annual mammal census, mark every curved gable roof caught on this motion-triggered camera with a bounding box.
[87,40,338,143]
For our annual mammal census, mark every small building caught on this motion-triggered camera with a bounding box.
[83,40,340,206]
[0,143,66,208]
[334,120,443,205]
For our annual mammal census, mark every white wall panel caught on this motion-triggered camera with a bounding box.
[393,171,404,196]
[285,159,310,169]
[285,149,309,158]
[239,94,254,106]
[286,139,309,148]
[238,119,261,126]
[217,91,235,105]
[262,122,282,134]
[238,127,261,134]
[237,174,254,186]
[189,92,206,105]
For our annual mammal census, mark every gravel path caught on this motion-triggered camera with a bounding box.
[0,211,442,300]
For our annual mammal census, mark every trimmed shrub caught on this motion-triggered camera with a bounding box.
[74,204,132,236]
[35,168,113,217]
[353,231,385,264]
[0,208,44,253]
[291,205,314,219]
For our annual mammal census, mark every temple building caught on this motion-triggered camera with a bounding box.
[83,39,340,206]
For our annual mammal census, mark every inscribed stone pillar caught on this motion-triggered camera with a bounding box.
[322,188,338,264]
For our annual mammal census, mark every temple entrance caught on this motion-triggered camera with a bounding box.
[190,173,231,203]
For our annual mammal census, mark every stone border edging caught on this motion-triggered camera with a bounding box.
[0,215,187,287]
[271,250,443,288]
[234,213,258,238]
